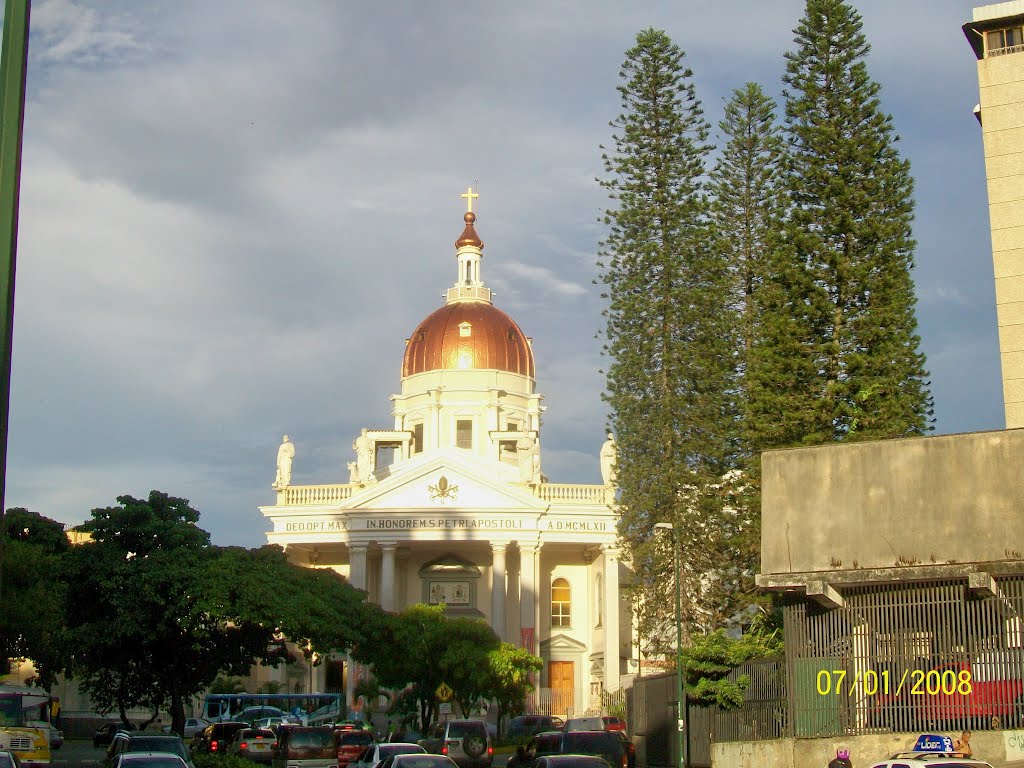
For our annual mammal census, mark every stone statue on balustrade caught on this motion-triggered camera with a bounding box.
[517,435,539,484]
[353,428,373,484]
[273,435,295,490]
[600,431,618,487]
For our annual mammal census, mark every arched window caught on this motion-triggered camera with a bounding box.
[551,578,571,628]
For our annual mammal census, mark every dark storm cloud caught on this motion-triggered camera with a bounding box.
[5,1,1003,546]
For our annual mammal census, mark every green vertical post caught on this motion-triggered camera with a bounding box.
[0,0,31,606]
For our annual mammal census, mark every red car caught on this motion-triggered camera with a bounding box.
[336,730,374,768]
[601,717,626,733]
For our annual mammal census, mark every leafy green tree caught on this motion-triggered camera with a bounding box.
[61,491,377,735]
[599,28,733,644]
[488,642,542,736]
[779,0,933,443]
[359,604,500,728]
[680,627,782,709]
[0,509,68,683]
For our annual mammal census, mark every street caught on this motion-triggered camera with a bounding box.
[53,740,106,768]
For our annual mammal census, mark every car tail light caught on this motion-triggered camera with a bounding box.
[211,740,219,752]
[488,747,494,756]
[240,742,249,750]
[621,752,628,768]
[441,746,448,755]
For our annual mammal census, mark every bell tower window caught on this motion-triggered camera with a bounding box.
[456,419,473,449]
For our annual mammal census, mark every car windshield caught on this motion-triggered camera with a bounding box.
[121,759,185,768]
[396,758,457,768]
[289,731,333,749]
[341,733,374,746]
[0,755,16,768]
[445,723,480,739]
[563,733,613,750]
[128,739,187,758]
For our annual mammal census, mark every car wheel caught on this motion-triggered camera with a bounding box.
[463,735,486,759]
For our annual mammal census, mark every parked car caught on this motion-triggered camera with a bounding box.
[336,730,375,768]
[163,719,209,740]
[227,728,277,765]
[611,732,634,768]
[106,732,195,768]
[353,744,425,768]
[0,750,22,768]
[271,726,336,768]
[418,721,491,768]
[193,722,249,755]
[558,731,626,768]
[109,752,190,768]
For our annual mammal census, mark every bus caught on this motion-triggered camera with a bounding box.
[0,684,51,768]
[201,693,343,726]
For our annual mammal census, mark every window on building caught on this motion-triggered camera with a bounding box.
[552,578,571,628]
[456,419,473,449]
[507,420,519,432]
[413,423,424,454]
[987,25,1023,55]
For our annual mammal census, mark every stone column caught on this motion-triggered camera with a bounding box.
[349,544,368,591]
[603,545,621,692]
[491,543,507,641]
[519,543,538,651]
[380,543,397,612]
[346,543,369,716]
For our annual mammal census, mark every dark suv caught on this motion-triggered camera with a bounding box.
[418,720,492,768]
[193,722,249,755]
[558,731,626,768]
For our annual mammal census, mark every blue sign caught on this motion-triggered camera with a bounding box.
[913,734,954,753]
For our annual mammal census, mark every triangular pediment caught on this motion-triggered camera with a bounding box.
[540,633,588,653]
[339,452,549,512]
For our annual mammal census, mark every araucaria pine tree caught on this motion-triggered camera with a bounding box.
[778,0,933,442]
[704,82,789,624]
[599,28,734,645]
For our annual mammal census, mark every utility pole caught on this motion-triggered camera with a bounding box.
[0,0,31,607]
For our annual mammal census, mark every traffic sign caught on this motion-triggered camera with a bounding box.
[436,682,454,702]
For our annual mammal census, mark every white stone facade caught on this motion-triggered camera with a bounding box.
[260,198,630,717]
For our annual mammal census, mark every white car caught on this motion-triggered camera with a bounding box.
[163,719,208,739]
[353,744,427,768]
[868,735,994,768]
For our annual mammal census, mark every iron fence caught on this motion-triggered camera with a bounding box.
[784,574,1024,737]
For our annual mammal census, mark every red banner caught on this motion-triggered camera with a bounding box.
[521,627,535,654]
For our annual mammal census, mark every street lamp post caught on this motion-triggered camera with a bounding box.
[654,522,685,768]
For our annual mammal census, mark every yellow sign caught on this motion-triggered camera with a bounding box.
[436,682,454,702]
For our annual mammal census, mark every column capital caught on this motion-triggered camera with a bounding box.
[379,542,397,552]
[601,544,622,558]
[491,542,508,553]
[349,542,369,552]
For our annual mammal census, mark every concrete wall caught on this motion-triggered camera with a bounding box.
[760,429,1024,576]
[712,729,1011,768]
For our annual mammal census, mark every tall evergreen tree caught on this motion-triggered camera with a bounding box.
[779,0,933,442]
[598,28,733,644]
[708,82,788,454]
[702,83,789,627]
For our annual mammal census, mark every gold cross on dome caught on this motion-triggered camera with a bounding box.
[461,186,479,213]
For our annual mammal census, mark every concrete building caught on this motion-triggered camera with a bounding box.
[259,192,631,718]
[964,1,1024,429]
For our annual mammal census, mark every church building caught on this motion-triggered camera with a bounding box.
[260,191,630,718]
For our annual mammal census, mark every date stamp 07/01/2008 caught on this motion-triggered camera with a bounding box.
[815,668,974,697]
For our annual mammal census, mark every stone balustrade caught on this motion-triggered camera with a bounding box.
[281,484,354,505]
[534,483,610,504]
[277,481,611,506]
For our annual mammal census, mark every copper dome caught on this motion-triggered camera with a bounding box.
[403,302,535,378]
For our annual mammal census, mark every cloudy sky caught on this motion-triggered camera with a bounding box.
[5,0,1003,547]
